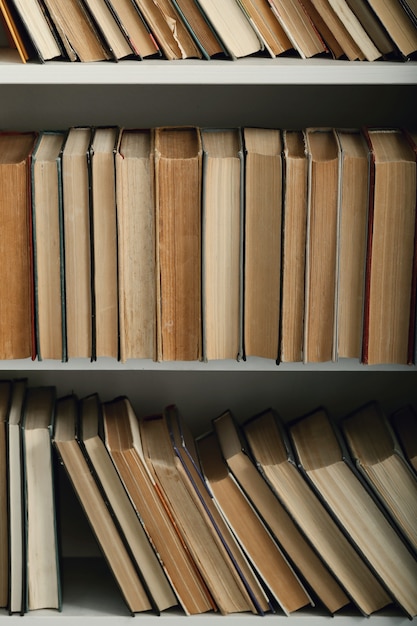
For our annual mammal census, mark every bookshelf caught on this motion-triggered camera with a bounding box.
[1,26,417,624]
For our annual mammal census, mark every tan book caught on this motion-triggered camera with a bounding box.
[290,408,417,618]
[367,0,417,57]
[170,0,225,57]
[53,394,152,614]
[62,127,92,359]
[280,130,308,363]
[140,412,259,615]
[0,381,10,609]
[22,386,60,611]
[115,128,156,362]
[7,0,62,60]
[344,0,395,56]
[107,0,160,58]
[213,410,350,614]
[243,409,391,616]
[243,128,282,360]
[90,127,119,360]
[267,0,328,58]
[299,0,345,58]
[304,128,339,363]
[102,396,215,615]
[342,402,417,553]
[391,405,417,474]
[362,128,417,365]
[0,131,37,360]
[83,0,136,59]
[197,429,313,615]
[32,131,66,361]
[334,129,369,360]
[236,0,293,56]
[201,128,243,361]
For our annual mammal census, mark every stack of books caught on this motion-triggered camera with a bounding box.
[0,126,416,365]
[1,0,417,62]
[0,377,416,616]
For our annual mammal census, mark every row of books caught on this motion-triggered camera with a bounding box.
[1,126,416,365]
[1,0,417,63]
[1,378,416,616]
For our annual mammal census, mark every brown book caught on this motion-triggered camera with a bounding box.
[53,394,152,614]
[32,131,66,361]
[334,129,369,360]
[342,402,417,553]
[170,0,225,57]
[201,128,243,361]
[304,128,339,363]
[90,127,119,360]
[0,0,31,61]
[243,128,282,361]
[243,409,391,616]
[367,0,417,57]
[362,128,417,365]
[102,396,215,615]
[0,131,37,360]
[266,0,328,58]
[213,410,350,614]
[62,127,93,359]
[343,0,395,56]
[290,408,417,618]
[299,0,345,58]
[391,405,417,475]
[155,127,202,362]
[0,381,10,609]
[115,128,156,362]
[107,0,159,57]
[280,130,308,363]
[236,0,293,56]
[197,429,313,615]
[83,0,137,59]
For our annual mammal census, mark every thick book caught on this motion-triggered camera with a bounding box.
[391,405,417,474]
[201,128,243,361]
[106,0,160,58]
[61,127,93,360]
[115,128,156,361]
[170,0,226,58]
[243,408,391,616]
[0,131,37,361]
[6,378,27,615]
[366,0,417,58]
[89,126,119,360]
[303,128,339,363]
[196,429,313,615]
[21,386,61,611]
[52,394,153,614]
[334,129,369,360]
[31,131,66,362]
[236,0,293,57]
[342,401,417,554]
[280,130,308,363]
[362,128,417,365]
[243,127,282,361]
[213,410,350,614]
[6,0,63,61]
[102,396,215,615]
[82,0,137,59]
[0,381,10,610]
[289,408,417,618]
[155,127,203,362]
[140,411,259,615]
[266,0,328,58]
[342,0,396,57]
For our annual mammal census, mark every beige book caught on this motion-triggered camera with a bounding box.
[83,0,135,59]
[90,127,119,359]
[344,0,395,55]
[391,405,417,474]
[243,409,391,616]
[310,0,370,60]
[367,0,417,57]
[107,0,159,57]
[290,408,417,618]
[170,0,225,57]
[155,127,202,361]
[116,129,156,361]
[0,381,10,608]
[236,0,293,56]
[243,128,282,360]
[267,0,327,58]
[299,0,345,57]
[8,0,62,60]
[280,130,308,363]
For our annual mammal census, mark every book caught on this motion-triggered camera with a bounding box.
[366,0,417,57]
[141,411,261,615]
[400,0,417,26]
[298,0,345,58]
[6,378,27,614]
[303,128,339,363]
[52,394,153,614]
[362,128,417,365]
[31,131,66,362]
[42,0,111,61]
[21,386,61,611]
[342,401,417,554]
[280,130,308,362]
[170,0,226,58]
[79,394,177,612]
[0,381,10,609]
[0,131,37,361]
[61,127,93,360]
[334,129,369,360]
[213,410,350,614]
[115,128,156,361]
[243,408,391,616]
[89,126,119,360]
[155,127,203,362]
[83,0,138,59]
[290,408,417,618]
[391,405,417,474]
[201,128,243,361]
[343,0,395,57]
[243,127,282,361]
[6,0,63,61]
[236,0,293,57]
[266,0,328,58]
[106,0,160,57]
[0,0,34,61]
[196,429,313,615]
[102,396,215,615]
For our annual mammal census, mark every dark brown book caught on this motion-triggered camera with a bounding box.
[391,405,417,475]
[0,381,11,609]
